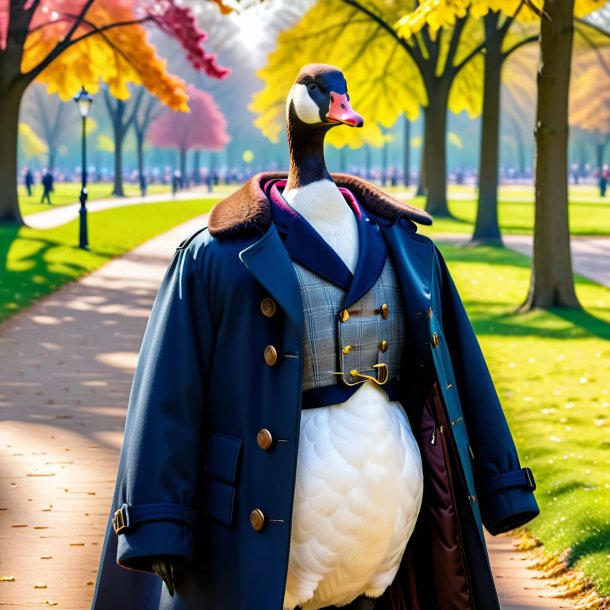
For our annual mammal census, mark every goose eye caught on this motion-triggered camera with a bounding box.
[308,83,317,91]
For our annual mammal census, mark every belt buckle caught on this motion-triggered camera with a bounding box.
[334,363,389,386]
[523,468,536,491]
[113,503,131,534]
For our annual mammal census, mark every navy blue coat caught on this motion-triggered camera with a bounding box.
[92,174,539,610]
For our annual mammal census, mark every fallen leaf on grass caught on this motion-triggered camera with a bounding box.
[34,583,47,588]
[69,543,85,546]
[40,556,52,560]
[45,602,58,607]
[11,524,27,528]
[0,576,15,582]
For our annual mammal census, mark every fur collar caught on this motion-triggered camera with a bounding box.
[207,173,433,238]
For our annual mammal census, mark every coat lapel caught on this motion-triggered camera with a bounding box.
[340,188,388,308]
[239,223,304,337]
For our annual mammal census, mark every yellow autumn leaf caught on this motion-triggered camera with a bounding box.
[251,0,426,149]
[18,123,48,159]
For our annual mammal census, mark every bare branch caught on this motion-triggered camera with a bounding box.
[339,0,417,64]
[502,34,538,61]
[24,12,150,81]
[574,21,610,78]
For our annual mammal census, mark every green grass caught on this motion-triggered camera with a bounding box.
[437,241,610,596]
[0,198,218,322]
[416,197,610,237]
[19,182,174,217]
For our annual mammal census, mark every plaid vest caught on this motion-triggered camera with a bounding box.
[294,256,405,407]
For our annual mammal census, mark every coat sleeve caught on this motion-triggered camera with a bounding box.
[434,246,539,535]
[112,240,213,573]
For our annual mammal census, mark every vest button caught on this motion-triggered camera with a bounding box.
[379,340,388,353]
[339,309,350,323]
[264,345,278,366]
[432,332,439,348]
[260,298,277,318]
[380,304,389,319]
[256,428,273,451]
[250,508,265,531]
[342,345,353,354]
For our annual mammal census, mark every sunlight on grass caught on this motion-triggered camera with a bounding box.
[438,242,610,595]
[0,198,218,322]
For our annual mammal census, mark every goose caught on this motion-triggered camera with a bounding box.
[280,65,424,610]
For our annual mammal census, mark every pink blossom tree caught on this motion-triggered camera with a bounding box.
[148,84,230,185]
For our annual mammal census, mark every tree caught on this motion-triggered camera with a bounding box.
[404,0,605,308]
[148,85,229,182]
[103,87,142,196]
[570,47,610,170]
[133,89,163,190]
[21,84,75,171]
[251,0,487,217]
[0,0,229,225]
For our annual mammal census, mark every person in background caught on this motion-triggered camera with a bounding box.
[600,164,609,197]
[24,168,34,196]
[41,170,54,205]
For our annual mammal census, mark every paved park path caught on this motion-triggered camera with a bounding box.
[1,214,604,608]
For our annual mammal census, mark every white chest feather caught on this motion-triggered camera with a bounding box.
[283,383,424,610]
[283,180,359,274]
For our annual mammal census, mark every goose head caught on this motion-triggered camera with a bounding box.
[285,64,363,190]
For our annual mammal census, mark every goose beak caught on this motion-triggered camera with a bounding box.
[326,92,363,127]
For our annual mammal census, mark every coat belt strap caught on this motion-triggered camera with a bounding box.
[481,467,536,497]
[113,502,195,535]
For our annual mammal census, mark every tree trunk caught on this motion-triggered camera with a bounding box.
[473,12,503,245]
[180,148,187,187]
[339,147,347,173]
[382,137,388,186]
[113,131,125,196]
[521,0,580,310]
[136,130,145,188]
[193,150,201,184]
[403,115,411,187]
[416,142,426,196]
[513,118,526,178]
[596,138,607,171]
[423,84,450,216]
[0,85,26,225]
[48,148,56,172]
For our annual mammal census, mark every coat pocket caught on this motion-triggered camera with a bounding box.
[202,433,242,526]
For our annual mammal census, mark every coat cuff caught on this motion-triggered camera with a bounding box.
[114,503,195,572]
[479,468,540,535]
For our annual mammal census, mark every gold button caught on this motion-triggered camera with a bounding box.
[342,345,352,355]
[429,307,433,318]
[256,428,273,451]
[339,309,350,323]
[264,345,278,366]
[260,298,277,318]
[379,340,388,353]
[380,304,389,320]
[250,508,265,531]
[432,332,439,348]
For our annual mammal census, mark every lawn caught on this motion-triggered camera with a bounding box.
[416,196,610,237]
[0,198,219,323]
[19,182,171,216]
[438,241,610,596]
[19,182,238,218]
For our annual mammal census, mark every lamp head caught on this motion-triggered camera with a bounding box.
[74,87,94,119]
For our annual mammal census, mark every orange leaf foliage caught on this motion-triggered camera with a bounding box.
[20,1,189,110]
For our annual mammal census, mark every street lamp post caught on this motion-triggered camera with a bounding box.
[74,87,93,249]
